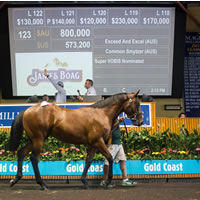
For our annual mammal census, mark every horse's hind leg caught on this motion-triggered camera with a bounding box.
[81,146,96,188]
[10,141,32,187]
[30,138,48,190]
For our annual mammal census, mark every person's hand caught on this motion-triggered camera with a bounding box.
[77,96,83,101]
[119,117,124,123]
[44,69,48,77]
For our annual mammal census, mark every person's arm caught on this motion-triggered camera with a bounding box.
[44,69,64,93]
[111,117,124,131]
[48,76,64,93]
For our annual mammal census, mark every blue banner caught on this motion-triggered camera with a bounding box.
[0,160,200,175]
[0,103,151,128]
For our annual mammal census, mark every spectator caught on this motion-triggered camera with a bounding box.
[100,117,137,187]
[26,95,39,103]
[42,94,49,102]
[78,79,96,101]
[54,92,58,101]
[178,112,186,118]
[44,69,66,103]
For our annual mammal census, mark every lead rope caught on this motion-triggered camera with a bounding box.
[122,119,129,154]
[123,120,128,138]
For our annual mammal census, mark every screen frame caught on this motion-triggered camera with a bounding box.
[0,1,186,99]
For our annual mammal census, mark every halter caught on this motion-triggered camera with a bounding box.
[128,112,143,121]
[127,98,143,120]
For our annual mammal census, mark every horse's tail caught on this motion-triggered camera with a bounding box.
[9,110,26,151]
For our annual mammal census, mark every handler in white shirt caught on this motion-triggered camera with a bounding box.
[78,79,96,101]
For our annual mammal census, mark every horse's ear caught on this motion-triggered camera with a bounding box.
[134,90,140,97]
[129,90,140,99]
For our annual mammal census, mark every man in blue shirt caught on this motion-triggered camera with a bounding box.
[44,69,66,103]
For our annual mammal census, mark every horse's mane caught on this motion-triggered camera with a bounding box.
[88,93,127,108]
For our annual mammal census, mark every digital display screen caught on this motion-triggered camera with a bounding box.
[8,7,175,96]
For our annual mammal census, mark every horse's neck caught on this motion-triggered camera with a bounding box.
[104,99,126,121]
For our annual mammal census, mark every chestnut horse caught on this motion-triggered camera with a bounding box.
[9,91,143,189]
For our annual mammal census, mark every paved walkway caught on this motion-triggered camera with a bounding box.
[0,181,200,200]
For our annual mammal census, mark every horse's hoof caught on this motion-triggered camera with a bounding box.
[10,179,16,187]
[83,184,89,189]
[107,183,116,188]
[81,180,89,189]
[81,178,88,189]
[41,185,49,190]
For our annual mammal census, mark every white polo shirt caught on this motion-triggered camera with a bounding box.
[85,87,96,96]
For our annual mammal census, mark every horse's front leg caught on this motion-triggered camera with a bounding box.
[30,152,48,190]
[94,138,113,186]
[81,145,96,188]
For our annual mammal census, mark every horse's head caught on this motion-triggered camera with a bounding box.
[123,90,143,126]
